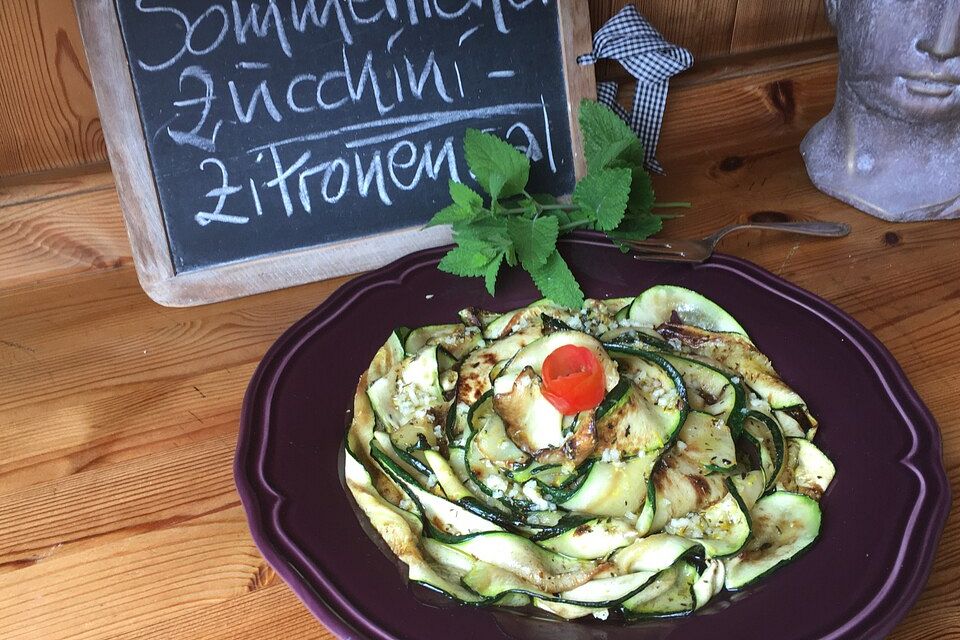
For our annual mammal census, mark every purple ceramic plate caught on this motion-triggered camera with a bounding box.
[235,234,949,640]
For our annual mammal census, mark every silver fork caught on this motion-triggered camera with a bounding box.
[627,221,851,263]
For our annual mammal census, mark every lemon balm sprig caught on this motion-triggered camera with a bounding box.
[427,100,687,308]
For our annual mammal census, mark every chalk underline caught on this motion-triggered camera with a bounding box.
[245,102,544,154]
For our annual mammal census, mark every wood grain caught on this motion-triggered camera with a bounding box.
[589,0,739,62]
[0,358,251,492]
[128,584,332,640]
[1,8,958,640]
[0,0,105,176]
[559,0,599,178]
[0,161,112,207]
[0,437,239,570]
[588,1,833,62]
[0,176,128,291]
[0,504,266,640]
[730,0,832,55]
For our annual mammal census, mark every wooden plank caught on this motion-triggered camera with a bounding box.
[559,0,599,177]
[0,437,239,570]
[0,363,252,492]
[0,0,104,177]
[0,182,129,291]
[0,161,113,207]
[0,431,330,638]
[588,0,738,62]
[731,0,834,55]
[613,57,840,170]
[0,267,347,413]
[0,504,266,640]
[600,38,838,90]
[129,584,333,640]
[588,1,833,63]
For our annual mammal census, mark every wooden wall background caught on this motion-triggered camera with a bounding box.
[0,0,834,179]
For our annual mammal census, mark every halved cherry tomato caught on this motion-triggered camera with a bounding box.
[541,345,605,415]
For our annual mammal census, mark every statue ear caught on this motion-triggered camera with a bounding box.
[825,0,839,27]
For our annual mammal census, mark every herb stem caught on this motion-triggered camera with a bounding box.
[558,221,593,232]
[652,201,692,209]
[499,203,578,215]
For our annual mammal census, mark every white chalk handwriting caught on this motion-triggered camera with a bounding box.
[121,0,567,239]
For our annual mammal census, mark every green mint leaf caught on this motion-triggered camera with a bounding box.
[607,214,664,252]
[487,173,508,204]
[515,198,540,219]
[426,181,487,228]
[550,209,572,228]
[572,168,632,231]
[464,129,530,201]
[613,214,663,238]
[506,216,559,270]
[449,180,483,211]
[579,100,646,172]
[626,167,654,216]
[483,253,504,295]
[528,250,585,309]
[561,207,594,230]
[426,203,474,227]
[438,243,494,277]
[455,217,511,252]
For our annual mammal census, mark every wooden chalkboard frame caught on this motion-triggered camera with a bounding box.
[74,0,596,307]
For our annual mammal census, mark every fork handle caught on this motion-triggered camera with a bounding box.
[709,221,851,243]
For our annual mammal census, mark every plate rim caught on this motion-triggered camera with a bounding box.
[235,234,951,640]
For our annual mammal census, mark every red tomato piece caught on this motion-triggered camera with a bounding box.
[541,345,606,415]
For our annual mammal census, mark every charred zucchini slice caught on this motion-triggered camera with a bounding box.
[482,298,560,339]
[403,323,484,359]
[558,452,659,517]
[621,561,698,619]
[536,517,637,559]
[603,347,688,451]
[627,285,750,338]
[777,438,835,500]
[724,491,822,590]
[595,378,683,456]
[662,354,745,438]
[676,411,737,475]
[742,410,786,492]
[661,479,753,558]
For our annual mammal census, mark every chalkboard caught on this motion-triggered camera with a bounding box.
[76,0,595,306]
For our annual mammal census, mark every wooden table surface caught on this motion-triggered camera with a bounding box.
[1,45,957,639]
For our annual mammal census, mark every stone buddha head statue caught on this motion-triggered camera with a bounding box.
[801,0,960,221]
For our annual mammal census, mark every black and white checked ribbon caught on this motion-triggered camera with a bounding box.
[577,5,694,175]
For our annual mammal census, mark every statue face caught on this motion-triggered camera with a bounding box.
[835,0,960,122]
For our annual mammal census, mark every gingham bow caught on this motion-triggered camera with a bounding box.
[577,5,694,175]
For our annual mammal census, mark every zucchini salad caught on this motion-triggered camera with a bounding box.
[343,286,835,621]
